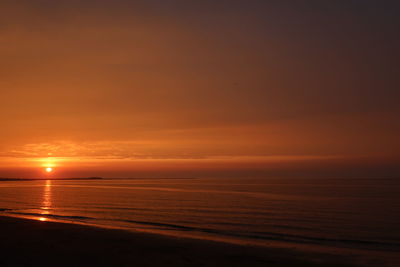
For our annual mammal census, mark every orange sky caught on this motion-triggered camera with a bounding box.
[1,1,399,178]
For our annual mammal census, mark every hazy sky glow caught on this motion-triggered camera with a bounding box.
[1,1,399,178]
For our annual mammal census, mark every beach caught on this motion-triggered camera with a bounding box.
[0,215,375,267]
[2,0,399,266]
[0,178,399,266]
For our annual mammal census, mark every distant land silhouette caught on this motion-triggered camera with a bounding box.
[0,177,103,181]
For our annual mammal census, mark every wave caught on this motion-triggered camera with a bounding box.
[3,210,92,221]
[120,219,400,251]
[3,209,400,251]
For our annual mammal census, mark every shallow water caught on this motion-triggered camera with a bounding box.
[0,177,399,251]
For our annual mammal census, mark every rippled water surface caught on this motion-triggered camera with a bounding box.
[0,177,399,250]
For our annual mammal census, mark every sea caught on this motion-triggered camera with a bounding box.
[0,177,399,252]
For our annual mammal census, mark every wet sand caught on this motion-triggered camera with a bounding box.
[0,216,395,266]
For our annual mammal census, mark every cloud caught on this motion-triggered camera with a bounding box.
[0,1,399,177]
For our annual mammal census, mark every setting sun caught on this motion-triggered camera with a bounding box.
[0,1,399,266]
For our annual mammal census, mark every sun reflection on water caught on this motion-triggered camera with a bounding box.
[38,180,52,221]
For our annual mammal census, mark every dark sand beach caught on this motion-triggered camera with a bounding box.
[0,216,398,267]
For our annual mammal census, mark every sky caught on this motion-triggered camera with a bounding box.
[0,0,399,178]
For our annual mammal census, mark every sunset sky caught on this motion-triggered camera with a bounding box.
[1,1,399,178]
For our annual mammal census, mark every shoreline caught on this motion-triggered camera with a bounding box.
[0,215,397,266]
[3,212,400,253]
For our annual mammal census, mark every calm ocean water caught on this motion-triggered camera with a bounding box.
[0,177,399,251]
